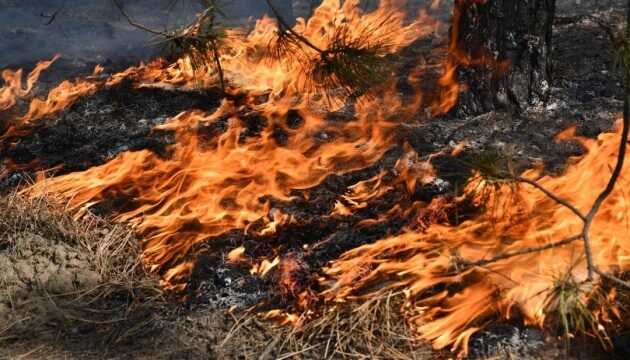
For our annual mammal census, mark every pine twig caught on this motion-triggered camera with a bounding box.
[111,0,227,93]
[517,177,586,221]
[462,234,582,269]
[264,0,324,54]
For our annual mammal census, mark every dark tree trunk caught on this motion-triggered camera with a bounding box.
[452,0,556,115]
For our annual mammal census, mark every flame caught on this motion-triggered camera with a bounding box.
[227,246,247,263]
[0,55,59,112]
[5,1,627,356]
[321,120,630,354]
[137,0,439,99]
[0,59,149,142]
[252,256,281,277]
[23,0,451,284]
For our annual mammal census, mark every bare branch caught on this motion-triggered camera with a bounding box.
[112,0,170,37]
[463,234,582,269]
[517,177,586,221]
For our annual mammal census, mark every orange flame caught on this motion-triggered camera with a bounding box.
[24,0,450,286]
[1,60,149,141]
[321,120,630,354]
[0,55,59,112]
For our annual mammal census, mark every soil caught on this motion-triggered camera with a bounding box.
[1,1,630,359]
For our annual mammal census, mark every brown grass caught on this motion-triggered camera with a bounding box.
[0,191,197,359]
[216,293,434,360]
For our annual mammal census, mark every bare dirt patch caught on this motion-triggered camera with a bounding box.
[0,193,200,359]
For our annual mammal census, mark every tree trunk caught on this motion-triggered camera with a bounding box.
[452,0,556,115]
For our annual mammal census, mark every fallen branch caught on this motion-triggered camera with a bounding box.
[464,234,582,269]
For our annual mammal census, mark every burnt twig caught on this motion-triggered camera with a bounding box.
[463,234,582,269]
[41,10,60,26]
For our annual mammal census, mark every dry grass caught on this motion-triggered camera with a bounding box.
[0,191,196,359]
[216,293,434,360]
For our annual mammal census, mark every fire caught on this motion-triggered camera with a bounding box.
[0,58,152,142]
[23,0,450,282]
[227,246,247,263]
[3,0,596,356]
[0,55,59,112]
[321,121,630,353]
[137,0,439,98]
[26,94,396,275]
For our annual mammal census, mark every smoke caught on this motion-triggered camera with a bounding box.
[0,0,202,68]
[0,1,453,71]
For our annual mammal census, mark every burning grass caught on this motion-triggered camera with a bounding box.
[1,0,630,358]
[218,292,434,360]
[321,121,630,355]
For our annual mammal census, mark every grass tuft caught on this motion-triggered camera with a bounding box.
[0,191,194,359]
[545,273,613,350]
[217,293,432,359]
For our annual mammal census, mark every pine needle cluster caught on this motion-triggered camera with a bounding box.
[264,0,398,98]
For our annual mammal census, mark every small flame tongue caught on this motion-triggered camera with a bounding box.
[0,58,153,143]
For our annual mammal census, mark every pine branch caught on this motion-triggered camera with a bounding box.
[517,177,586,221]
[585,0,630,285]
[112,0,227,93]
[264,0,397,98]
[466,0,630,290]
[264,0,324,54]
[461,234,582,269]
[455,0,630,292]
